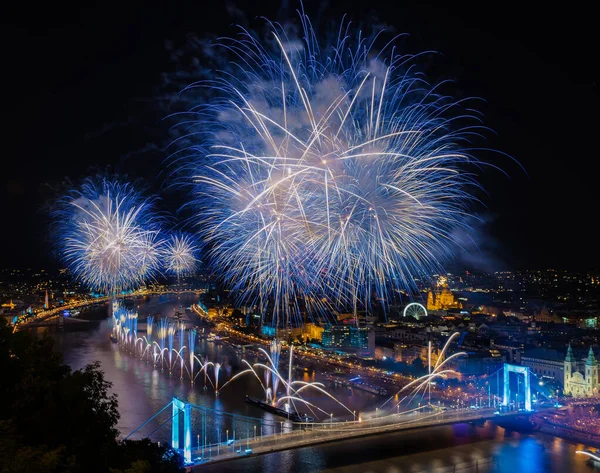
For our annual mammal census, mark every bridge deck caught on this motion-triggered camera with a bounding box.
[185,407,541,469]
[24,316,91,327]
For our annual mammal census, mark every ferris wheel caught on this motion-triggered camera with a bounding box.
[403,302,427,320]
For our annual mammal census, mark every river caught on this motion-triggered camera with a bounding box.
[42,294,379,438]
[39,293,598,473]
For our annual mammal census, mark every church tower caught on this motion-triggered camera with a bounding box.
[564,344,576,394]
[585,346,598,396]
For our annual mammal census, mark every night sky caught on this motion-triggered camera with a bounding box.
[3,1,596,271]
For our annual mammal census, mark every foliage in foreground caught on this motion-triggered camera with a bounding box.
[0,320,184,473]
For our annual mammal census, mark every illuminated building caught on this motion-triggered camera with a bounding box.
[426,277,462,311]
[273,325,305,341]
[564,345,599,397]
[196,301,209,317]
[207,307,218,318]
[374,344,395,360]
[560,312,599,329]
[419,346,443,366]
[534,306,561,324]
[304,323,324,342]
[260,323,324,342]
[321,325,375,351]
[519,348,564,383]
[393,344,421,363]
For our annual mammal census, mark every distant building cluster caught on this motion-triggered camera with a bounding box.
[0,268,212,324]
[5,266,600,404]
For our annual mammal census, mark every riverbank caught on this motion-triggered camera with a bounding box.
[538,422,600,448]
[14,289,206,331]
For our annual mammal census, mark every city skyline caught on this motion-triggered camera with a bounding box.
[1,3,598,472]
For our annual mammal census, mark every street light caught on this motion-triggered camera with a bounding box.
[353,410,356,422]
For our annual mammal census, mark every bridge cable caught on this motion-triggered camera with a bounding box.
[124,401,173,440]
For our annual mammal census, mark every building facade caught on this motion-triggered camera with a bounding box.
[564,345,599,397]
[426,277,462,311]
[520,348,565,384]
[322,325,375,351]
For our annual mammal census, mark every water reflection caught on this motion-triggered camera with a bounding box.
[494,437,546,473]
[45,294,378,443]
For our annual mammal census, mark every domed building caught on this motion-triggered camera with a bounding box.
[426,277,462,311]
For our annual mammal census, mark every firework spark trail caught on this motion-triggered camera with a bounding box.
[162,232,200,279]
[178,322,186,379]
[188,329,196,382]
[214,362,222,393]
[111,300,139,351]
[147,316,155,363]
[128,311,138,352]
[269,340,281,400]
[167,324,176,373]
[177,11,504,327]
[201,355,211,388]
[54,179,163,295]
[218,347,354,418]
[157,318,168,369]
[133,313,138,344]
[380,332,466,411]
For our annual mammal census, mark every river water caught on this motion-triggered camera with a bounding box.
[44,294,378,439]
[41,294,598,473]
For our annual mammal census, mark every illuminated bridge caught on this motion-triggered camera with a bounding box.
[128,394,550,468]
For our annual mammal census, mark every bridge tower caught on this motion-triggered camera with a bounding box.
[502,363,531,411]
[172,397,191,464]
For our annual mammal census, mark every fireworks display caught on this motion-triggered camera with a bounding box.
[176,13,492,328]
[162,232,200,278]
[54,179,163,294]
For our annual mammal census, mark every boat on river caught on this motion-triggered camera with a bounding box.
[245,396,314,422]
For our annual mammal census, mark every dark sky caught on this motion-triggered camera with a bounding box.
[3,1,596,271]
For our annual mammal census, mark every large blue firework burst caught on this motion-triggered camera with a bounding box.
[54,179,163,295]
[176,11,499,327]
